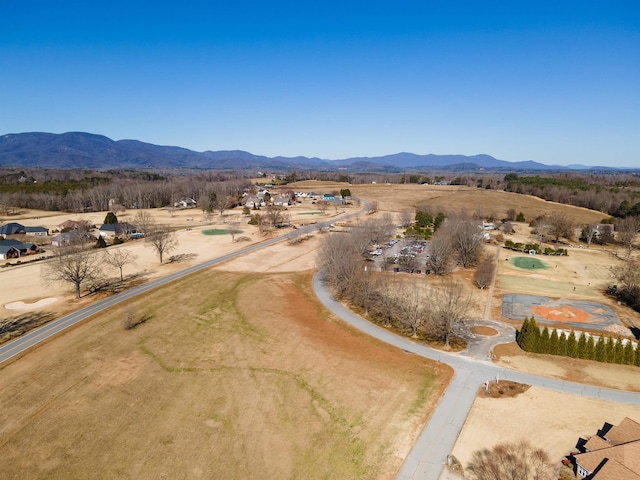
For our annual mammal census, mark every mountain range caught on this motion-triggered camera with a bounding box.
[0,131,606,172]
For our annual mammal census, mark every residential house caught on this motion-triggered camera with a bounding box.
[570,417,640,479]
[0,239,38,257]
[0,222,26,236]
[56,219,95,232]
[51,230,97,247]
[98,222,137,238]
[273,196,292,206]
[244,196,266,208]
[24,226,49,236]
[1,222,49,237]
[0,245,20,260]
[174,197,197,208]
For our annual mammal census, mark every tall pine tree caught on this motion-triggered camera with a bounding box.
[604,336,615,363]
[557,332,568,357]
[623,341,635,365]
[539,327,550,354]
[567,331,578,358]
[594,336,606,362]
[613,338,625,364]
[576,332,587,359]
[585,335,595,360]
[549,329,559,355]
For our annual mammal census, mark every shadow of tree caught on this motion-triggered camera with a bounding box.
[0,312,56,344]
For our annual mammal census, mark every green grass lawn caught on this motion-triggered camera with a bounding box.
[510,256,548,270]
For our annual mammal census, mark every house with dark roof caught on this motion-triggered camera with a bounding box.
[570,417,640,479]
[0,222,26,236]
[0,244,20,260]
[0,239,38,258]
[24,226,49,236]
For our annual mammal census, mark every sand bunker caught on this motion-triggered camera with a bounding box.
[5,298,58,311]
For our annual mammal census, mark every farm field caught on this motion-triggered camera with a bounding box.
[0,267,451,479]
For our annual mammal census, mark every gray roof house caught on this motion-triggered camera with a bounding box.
[0,222,26,236]
[98,222,137,237]
[51,230,97,247]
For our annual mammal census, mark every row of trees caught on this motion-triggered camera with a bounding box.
[43,213,178,298]
[517,317,640,366]
[319,217,473,346]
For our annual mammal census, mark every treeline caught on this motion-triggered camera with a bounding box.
[0,168,251,213]
[517,317,640,366]
[503,173,640,218]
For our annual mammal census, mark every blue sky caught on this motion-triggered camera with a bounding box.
[1,1,638,167]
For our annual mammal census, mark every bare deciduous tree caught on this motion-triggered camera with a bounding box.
[42,244,102,298]
[264,204,290,228]
[145,224,178,264]
[399,208,414,228]
[318,231,363,297]
[448,219,485,268]
[427,279,472,347]
[466,440,555,480]
[227,220,241,242]
[427,228,455,275]
[544,212,575,245]
[474,254,495,290]
[616,215,640,259]
[581,223,598,247]
[104,248,137,281]
[397,280,427,337]
[132,210,155,237]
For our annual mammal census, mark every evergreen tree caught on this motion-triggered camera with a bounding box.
[539,327,550,354]
[95,235,107,248]
[604,337,615,363]
[526,317,541,352]
[623,341,635,365]
[613,338,625,364]
[566,331,578,358]
[594,336,606,362]
[576,332,587,359]
[557,332,568,357]
[104,212,118,224]
[585,335,595,360]
[635,343,640,367]
[517,317,531,351]
[549,329,559,355]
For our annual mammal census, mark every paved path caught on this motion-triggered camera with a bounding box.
[311,271,640,480]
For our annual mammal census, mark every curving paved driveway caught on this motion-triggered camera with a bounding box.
[311,271,640,480]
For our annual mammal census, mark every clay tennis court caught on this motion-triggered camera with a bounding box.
[502,293,621,331]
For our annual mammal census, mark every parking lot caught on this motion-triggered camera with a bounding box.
[368,237,431,273]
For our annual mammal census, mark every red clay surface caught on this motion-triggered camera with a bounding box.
[531,305,591,323]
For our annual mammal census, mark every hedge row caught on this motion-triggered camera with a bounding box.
[517,317,639,366]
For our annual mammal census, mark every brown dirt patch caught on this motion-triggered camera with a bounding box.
[471,325,498,336]
[478,380,530,398]
[451,386,640,470]
[531,305,591,323]
[494,342,640,391]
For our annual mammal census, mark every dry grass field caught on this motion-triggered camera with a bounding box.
[2,182,639,479]
[0,268,451,479]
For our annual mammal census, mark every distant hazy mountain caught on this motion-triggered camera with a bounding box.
[0,131,588,172]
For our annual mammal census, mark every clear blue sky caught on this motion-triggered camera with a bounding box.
[1,1,638,167]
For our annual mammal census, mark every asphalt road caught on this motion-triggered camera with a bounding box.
[311,271,640,480]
